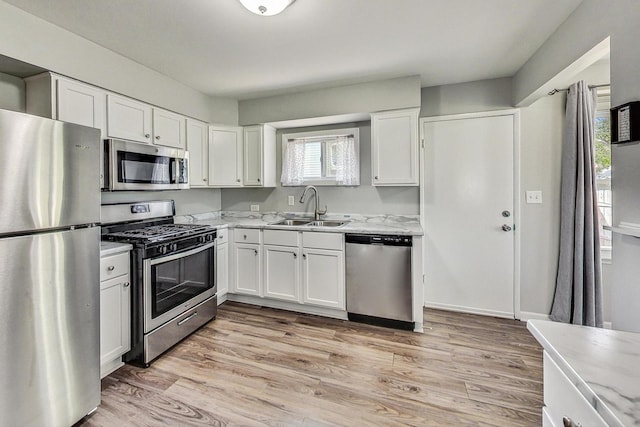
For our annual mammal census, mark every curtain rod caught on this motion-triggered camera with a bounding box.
[288,134,354,142]
[548,84,610,96]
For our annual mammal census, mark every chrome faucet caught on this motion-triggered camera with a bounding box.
[299,185,327,221]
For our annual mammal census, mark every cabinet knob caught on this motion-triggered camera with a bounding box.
[254,249,258,255]
[107,265,115,271]
[562,417,581,427]
[303,253,306,260]
[293,252,297,258]
[374,176,379,180]
[257,178,261,182]
[243,234,247,240]
[144,133,150,138]
[155,135,161,140]
[236,179,241,182]
[203,178,207,182]
[123,282,130,288]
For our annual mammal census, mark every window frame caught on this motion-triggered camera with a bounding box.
[281,127,360,186]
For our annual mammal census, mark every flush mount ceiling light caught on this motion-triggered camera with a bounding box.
[238,0,296,16]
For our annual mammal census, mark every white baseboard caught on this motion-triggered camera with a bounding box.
[519,311,551,322]
[226,293,348,320]
[423,301,514,319]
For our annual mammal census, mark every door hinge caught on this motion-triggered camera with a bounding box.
[421,138,425,149]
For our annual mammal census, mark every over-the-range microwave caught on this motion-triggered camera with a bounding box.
[103,139,189,191]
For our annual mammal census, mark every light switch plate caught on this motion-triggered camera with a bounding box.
[288,196,295,206]
[250,204,259,212]
[526,190,543,204]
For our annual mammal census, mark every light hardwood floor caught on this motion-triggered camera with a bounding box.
[80,302,543,426]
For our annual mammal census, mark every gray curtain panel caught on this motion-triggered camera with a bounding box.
[550,80,603,327]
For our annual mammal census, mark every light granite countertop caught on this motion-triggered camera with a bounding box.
[174,211,424,236]
[527,320,640,427]
[100,241,133,257]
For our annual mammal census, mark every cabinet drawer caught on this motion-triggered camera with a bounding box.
[234,228,261,244]
[100,252,129,281]
[543,351,607,427]
[264,229,299,247]
[216,228,228,245]
[302,232,343,250]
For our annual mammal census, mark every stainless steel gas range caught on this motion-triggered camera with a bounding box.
[101,200,217,367]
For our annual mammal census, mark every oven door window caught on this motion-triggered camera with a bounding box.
[118,150,175,184]
[150,246,214,318]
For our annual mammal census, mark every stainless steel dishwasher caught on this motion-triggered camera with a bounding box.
[345,234,413,330]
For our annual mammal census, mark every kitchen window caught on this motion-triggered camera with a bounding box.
[281,128,360,186]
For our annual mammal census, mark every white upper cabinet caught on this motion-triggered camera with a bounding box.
[152,108,186,149]
[371,108,419,186]
[25,73,107,138]
[209,125,243,187]
[107,94,153,143]
[186,119,209,187]
[243,125,276,187]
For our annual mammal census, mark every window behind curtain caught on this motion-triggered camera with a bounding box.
[595,88,611,262]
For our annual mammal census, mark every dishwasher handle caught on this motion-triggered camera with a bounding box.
[345,233,412,247]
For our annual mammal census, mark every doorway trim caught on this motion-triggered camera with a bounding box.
[419,109,521,319]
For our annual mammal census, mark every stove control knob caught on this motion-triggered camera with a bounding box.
[159,245,167,255]
[207,234,214,242]
[198,236,206,243]
[171,243,178,252]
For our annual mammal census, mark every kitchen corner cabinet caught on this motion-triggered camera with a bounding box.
[209,125,244,187]
[216,228,229,301]
[186,118,210,187]
[371,108,419,186]
[232,228,262,296]
[243,125,276,187]
[99,251,131,378]
[301,232,345,309]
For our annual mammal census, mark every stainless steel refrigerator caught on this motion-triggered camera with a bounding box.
[0,109,101,427]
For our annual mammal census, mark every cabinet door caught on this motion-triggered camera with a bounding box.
[100,275,131,368]
[371,108,419,186]
[233,243,261,296]
[209,126,243,187]
[107,94,152,143]
[302,248,345,309]
[216,243,229,296]
[243,125,263,186]
[153,108,186,149]
[57,77,106,139]
[263,245,300,302]
[187,119,209,187]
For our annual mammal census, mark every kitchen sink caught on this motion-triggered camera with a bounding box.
[306,220,348,227]
[272,219,312,226]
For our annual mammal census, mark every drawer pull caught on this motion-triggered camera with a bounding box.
[107,265,115,271]
[177,311,198,326]
[563,417,582,427]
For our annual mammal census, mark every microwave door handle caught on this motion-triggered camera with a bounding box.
[171,159,177,183]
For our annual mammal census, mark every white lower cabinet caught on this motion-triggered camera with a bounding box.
[99,251,131,379]
[216,228,229,300]
[543,351,607,427]
[231,229,345,311]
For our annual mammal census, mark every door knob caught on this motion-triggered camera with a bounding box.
[502,210,511,217]
[502,224,512,232]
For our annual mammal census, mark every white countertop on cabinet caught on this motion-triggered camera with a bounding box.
[174,211,424,236]
[527,319,640,427]
[100,241,133,257]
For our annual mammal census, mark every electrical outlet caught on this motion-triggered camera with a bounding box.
[250,204,259,212]
[526,190,543,204]
[288,196,295,206]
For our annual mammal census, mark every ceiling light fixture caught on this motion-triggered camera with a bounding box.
[238,0,296,16]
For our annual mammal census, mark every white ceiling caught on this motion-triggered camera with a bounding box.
[4,0,583,100]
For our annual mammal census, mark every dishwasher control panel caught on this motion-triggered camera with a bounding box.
[345,234,412,246]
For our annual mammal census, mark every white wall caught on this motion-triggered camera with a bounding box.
[238,76,421,125]
[420,78,512,117]
[221,121,419,215]
[0,1,237,124]
[0,71,24,111]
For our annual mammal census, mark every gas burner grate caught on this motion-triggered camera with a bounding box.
[106,224,212,243]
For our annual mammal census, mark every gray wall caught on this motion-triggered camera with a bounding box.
[0,71,24,111]
[239,76,421,125]
[0,1,238,124]
[221,121,419,215]
[102,189,221,216]
[420,77,512,117]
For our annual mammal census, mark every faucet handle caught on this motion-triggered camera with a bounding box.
[318,205,328,216]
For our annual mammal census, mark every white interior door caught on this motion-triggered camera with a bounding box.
[422,112,517,318]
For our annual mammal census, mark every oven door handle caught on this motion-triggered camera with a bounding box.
[149,241,215,265]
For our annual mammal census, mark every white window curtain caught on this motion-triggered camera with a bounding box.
[281,139,306,185]
[335,135,359,185]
